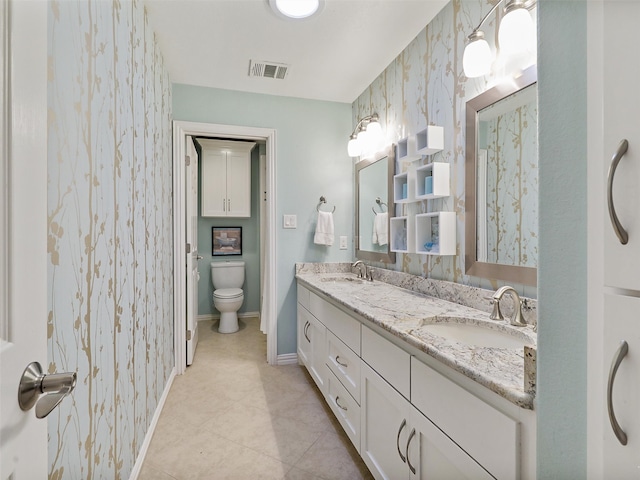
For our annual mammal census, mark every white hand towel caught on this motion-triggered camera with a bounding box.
[314,211,334,246]
[372,212,388,246]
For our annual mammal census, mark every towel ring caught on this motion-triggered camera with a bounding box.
[372,197,388,215]
[317,196,336,213]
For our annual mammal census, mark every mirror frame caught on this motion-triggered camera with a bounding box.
[465,66,537,286]
[355,144,396,264]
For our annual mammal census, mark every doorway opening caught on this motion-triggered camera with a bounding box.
[173,121,277,374]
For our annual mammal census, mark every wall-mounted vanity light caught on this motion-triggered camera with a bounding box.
[348,113,385,157]
[462,0,536,78]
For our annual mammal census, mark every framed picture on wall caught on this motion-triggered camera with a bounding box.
[212,227,242,256]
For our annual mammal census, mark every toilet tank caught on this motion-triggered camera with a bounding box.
[210,261,245,289]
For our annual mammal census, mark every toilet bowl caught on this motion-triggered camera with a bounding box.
[211,261,245,334]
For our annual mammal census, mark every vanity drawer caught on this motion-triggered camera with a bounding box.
[411,357,518,480]
[297,284,311,311]
[326,331,361,404]
[326,369,361,453]
[361,326,410,399]
[310,292,360,354]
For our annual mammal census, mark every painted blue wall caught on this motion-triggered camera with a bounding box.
[173,86,353,354]
[537,0,588,476]
[196,141,263,317]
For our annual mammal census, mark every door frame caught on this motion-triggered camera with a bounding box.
[173,121,277,373]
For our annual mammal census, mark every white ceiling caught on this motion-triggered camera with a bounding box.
[145,0,449,104]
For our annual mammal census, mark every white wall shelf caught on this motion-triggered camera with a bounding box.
[416,125,444,155]
[415,212,456,256]
[390,216,413,253]
[415,162,450,200]
[393,172,411,204]
[397,136,422,162]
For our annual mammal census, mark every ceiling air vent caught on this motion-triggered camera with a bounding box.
[248,60,289,80]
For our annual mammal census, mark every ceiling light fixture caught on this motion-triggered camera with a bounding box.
[463,0,535,78]
[268,0,324,20]
[348,113,384,158]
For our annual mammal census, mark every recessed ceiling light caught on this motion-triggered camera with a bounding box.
[268,0,324,20]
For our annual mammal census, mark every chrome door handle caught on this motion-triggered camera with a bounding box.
[607,340,629,446]
[396,418,407,463]
[406,428,417,474]
[195,255,203,260]
[304,321,310,343]
[19,362,76,419]
[607,139,629,245]
[335,355,347,368]
[335,396,348,411]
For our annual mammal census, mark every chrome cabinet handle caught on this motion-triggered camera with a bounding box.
[223,199,226,212]
[335,355,347,368]
[335,396,347,411]
[19,362,77,419]
[607,139,629,245]
[195,255,203,260]
[406,428,417,474]
[304,321,310,343]
[607,340,629,446]
[228,199,231,211]
[396,418,407,463]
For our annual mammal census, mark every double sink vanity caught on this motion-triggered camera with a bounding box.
[296,262,537,479]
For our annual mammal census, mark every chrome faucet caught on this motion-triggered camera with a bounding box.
[351,260,374,281]
[490,286,527,327]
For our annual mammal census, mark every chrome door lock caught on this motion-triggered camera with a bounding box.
[18,362,76,419]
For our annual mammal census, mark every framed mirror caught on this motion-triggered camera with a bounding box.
[355,144,396,263]
[465,66,538,286]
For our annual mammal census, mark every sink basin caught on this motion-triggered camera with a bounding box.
[418,317,535,349]
[320,275,364,284]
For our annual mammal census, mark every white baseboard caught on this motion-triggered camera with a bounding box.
[197,311,260,322]
[277,353,298,365]
[128,367,176,480]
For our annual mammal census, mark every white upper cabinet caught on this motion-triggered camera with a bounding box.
[199,138,255,218]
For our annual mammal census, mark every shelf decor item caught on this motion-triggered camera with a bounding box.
[212,227,243,256]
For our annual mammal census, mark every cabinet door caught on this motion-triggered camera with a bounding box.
[201,150,227,217]
[226,151,251,217]
[603,294,640,477]
[297,306,312,368]
[408,405,493,480]
[603,0,640,290]
[307,311,327,394]
[361,361,411,480]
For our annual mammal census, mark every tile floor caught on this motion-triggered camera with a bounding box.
[139,317,373,480]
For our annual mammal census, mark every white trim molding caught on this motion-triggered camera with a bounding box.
[277,353,299,366]
[173,121,277,374]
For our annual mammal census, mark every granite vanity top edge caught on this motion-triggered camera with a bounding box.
[295,273,535,410]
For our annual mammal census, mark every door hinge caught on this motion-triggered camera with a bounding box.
[185,155,191,166]
[187,330,192,341]
[186,243,191,254]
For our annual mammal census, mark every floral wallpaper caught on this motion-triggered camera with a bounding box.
[352,0,537,297]
[47,0,173,478]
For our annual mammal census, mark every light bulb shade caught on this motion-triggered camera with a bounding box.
[272,0,321,19]
[463,33,492,78]
[348,137,361,157]
[366,120,382,137]
[498,4,535,56]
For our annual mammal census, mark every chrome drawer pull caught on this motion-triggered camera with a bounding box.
[335,355,347,367]
[396,419,407,463]
[607,139,629,245]
[335,396,347,411]
[304,321,310,343]
[406,428,417,474]
[607,340,629,446]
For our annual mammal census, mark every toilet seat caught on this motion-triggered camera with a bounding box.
[213,288,243,299]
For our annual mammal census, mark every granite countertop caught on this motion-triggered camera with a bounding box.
[295,267,536,410]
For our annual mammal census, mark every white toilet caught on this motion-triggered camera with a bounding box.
[210,261,245,334]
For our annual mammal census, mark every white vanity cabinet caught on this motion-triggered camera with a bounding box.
[296,283,530,479]
[199,138,255,218]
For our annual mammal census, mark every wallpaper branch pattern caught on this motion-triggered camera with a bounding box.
[353,0,537,297]
[47,1,173,478]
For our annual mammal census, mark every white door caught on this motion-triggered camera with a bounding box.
[186,137,200,365]
[1,1,48,477]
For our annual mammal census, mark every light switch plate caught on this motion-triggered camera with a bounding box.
[283,214,297,229]
[339,236,348,249]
